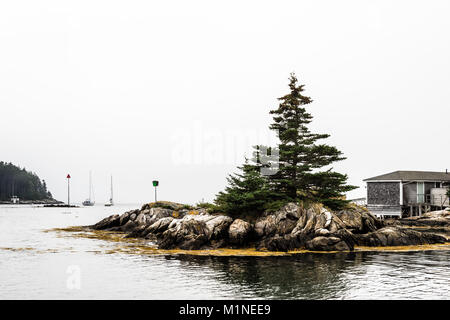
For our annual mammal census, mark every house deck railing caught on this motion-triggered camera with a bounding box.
[407,194,449,206]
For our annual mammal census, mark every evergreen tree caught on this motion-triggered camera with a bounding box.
[215,147,272,217]
[268,73,356,209]
[215,73,356,215]
[0,161,54,201]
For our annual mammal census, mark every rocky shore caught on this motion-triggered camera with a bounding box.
[89,201,450,252]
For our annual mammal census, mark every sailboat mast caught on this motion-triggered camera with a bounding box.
[89,171,92,201]
[109,175,113,204]
[110,175,113,202]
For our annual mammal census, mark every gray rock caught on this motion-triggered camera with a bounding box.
[254,214,277,238]
[141,201,186,211]
[91,214,121,230]
[228,219,252,245]
[119,210,134,226]
[149,207,174,220]
[255,203,301,238]
[354,226,447,246]
[157,214,232,249]
[135,212,148,225]
[121,220,138,232]
[335,206,383,234]
[146,217,174,235]
[306,236,351,251]
[205,215,233,239]
[124,224,148,238]
[315,228,330,236]
[257,203,357,251]
[259,233,306,252]
[158,218,210,250]
[292,206,348,235]
[399,210,450,227]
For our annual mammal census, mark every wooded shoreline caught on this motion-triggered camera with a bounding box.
[0,199,63,205]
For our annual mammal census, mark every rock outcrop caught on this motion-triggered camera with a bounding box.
[254,203,301,238]
[158,217,210,250]
[89,201,449,252]
[92,214,121,230]
[228,219,253,245]
[157,214,233,249]
[335,206,383,234]
[395,210,450,227]
[306,236,351,251]
[354,226,447,246]
[257,203,359,251]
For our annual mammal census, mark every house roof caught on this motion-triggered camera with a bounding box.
[364,170,450,182]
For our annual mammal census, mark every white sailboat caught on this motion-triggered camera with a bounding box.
[82,171,95,206]
[105,175,114,207]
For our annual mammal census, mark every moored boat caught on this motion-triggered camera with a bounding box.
[83,171,95,206]
[105,175,114,207]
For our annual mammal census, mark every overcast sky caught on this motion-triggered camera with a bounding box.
[1,0,449,205]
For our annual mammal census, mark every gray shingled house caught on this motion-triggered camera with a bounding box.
[364,171,450,218]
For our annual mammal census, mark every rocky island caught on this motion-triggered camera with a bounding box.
[88,201,450,252]
[72,75,450,253]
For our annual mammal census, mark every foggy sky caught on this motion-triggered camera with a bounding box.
[1,1,449,205]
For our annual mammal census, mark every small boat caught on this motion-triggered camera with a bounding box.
[82,171,95,206]
[82,199,94,206]
[11,181,19,204]
[105,175,114,207]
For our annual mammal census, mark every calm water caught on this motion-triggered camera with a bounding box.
[0,204,449,300]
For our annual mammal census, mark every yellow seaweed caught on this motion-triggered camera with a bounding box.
[43,227,450,257]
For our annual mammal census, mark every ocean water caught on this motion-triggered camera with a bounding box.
[0,204,449,300]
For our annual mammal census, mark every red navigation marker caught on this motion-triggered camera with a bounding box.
[67,174,71,205]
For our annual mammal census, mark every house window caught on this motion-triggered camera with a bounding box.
[417,182,425,203]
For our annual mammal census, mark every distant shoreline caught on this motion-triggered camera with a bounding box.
[0,199,63,205]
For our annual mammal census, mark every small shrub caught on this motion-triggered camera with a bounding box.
[148,201,190,211]
[206,205,223,214]
[148,202,177,210]
[195,202,215,209]
[194,202,223,214]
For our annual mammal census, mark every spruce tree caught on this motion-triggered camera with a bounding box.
[269,73,356,209]
[214,147,272,217]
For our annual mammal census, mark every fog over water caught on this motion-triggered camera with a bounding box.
[1,1,450,205]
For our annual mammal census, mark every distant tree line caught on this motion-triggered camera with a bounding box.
[0,162,53,201]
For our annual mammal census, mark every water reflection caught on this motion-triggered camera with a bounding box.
[153,253,357,299]
[153,251,449,299]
